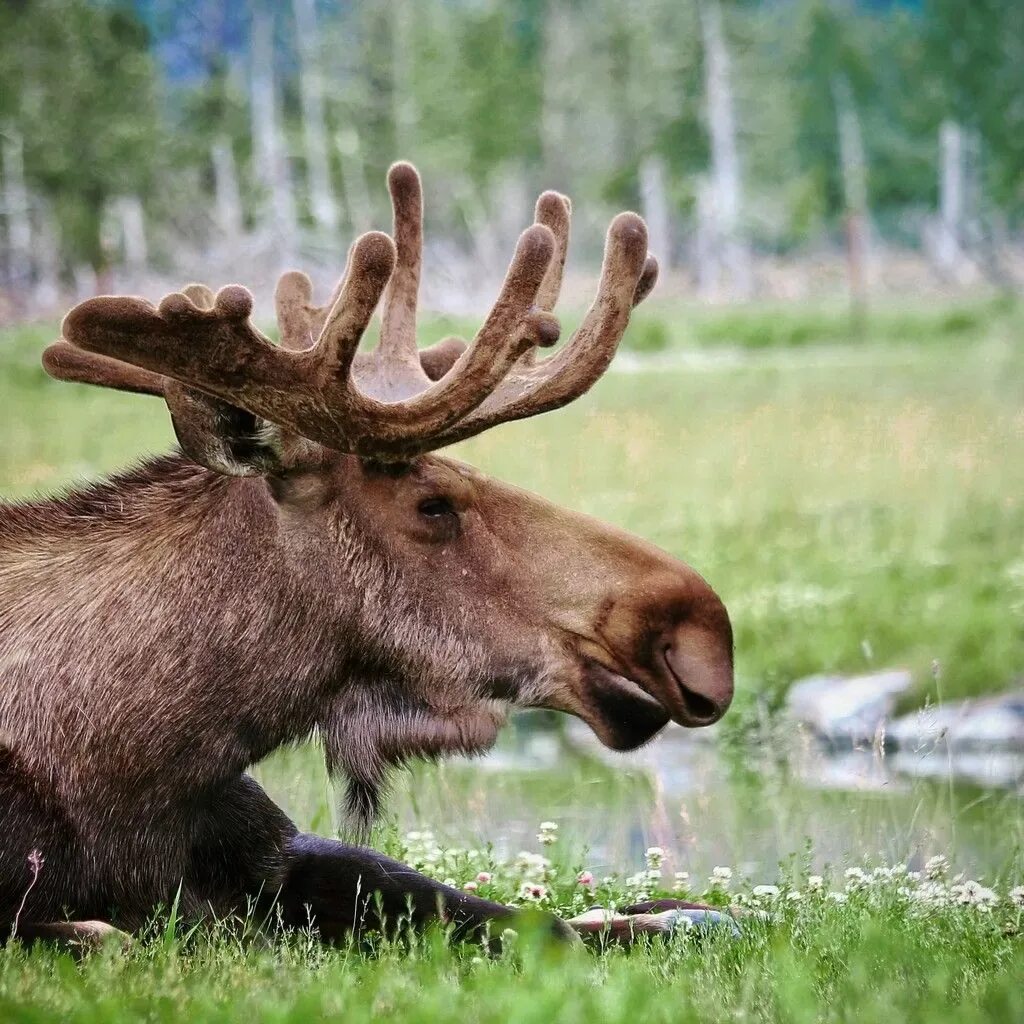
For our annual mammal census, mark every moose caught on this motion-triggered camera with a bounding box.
[0,164,734,949]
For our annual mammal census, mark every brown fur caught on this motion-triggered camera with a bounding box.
[3,164,733,939]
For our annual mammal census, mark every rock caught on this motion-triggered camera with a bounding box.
[785,669,913,746]
[888,692,1024,753]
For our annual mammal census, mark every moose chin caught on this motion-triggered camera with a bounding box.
[0,163,733,950]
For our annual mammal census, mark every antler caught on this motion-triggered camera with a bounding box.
[44,163,658,465]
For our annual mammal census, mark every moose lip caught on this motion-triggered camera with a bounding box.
[582,652,722,731]
[589,662,666,715]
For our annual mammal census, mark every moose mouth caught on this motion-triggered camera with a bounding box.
[579,658,672,751]
[579,646,726,750]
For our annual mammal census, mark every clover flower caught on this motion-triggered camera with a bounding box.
[514,851,550,879]
[710,866,733,889]
[577,870,595,888]
[519,882,547,902]
[645,846,665,871]
[537,821,559,846]
[1009,885,1024,907]
[463,881,478,892]
[807,875,824,892]
[673,871,690,893]
[950,880,998,911]
[925,854,950,880]
[476,871,493,885]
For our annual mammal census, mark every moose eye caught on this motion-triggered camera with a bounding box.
[417,496,456,519]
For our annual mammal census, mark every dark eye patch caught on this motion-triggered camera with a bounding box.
[418,496,456,519]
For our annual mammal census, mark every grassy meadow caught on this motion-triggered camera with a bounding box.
[1,298,1023,1021]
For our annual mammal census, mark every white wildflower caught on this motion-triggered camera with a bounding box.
[786,890,804,902]
[845,867,869,891]
[645,846,665,870]
[924,855,949,880]
[537,821,559,846]
[950,879,998,911]
[1009,885,1024,907]
[514,851,550,879]
[710,866,733,889]
[807,875,825,892]
[752,885,780,900]
[673,871,690,893]
[827,892,849,904]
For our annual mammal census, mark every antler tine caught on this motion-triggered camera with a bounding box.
[42,341,167,396]
[428,213,654,447]
[344,223,558,447]
[378,161,425,369]
[533,191,571,312]
[274,271,318,351]
[43,281,222,397]
[182,283,216,310]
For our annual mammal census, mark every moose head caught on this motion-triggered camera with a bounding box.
[41,164,733,826]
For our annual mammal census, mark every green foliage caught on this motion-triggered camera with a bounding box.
[0,0,162,270]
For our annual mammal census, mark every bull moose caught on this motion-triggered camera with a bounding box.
[0,164,734,949]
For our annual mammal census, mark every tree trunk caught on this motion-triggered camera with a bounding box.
[1,126,33,310]
[32,200,60,310]
[832,75,870,320]
[639,154,672,270]
[391,0,417,156]
[540,1,576,189]
[250,7,297,262]
[699,0,751,299]
[211,136,244,240]
[335,127,374,235]
[932,119,972,282]
[292,0,339,234]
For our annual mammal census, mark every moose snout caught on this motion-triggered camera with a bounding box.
[652,597,734,728]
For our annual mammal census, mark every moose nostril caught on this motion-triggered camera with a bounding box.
[661,640,733,726]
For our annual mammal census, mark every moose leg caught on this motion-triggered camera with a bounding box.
[277,834,575,944]
[189,776,573,945]
[12,921,132,953]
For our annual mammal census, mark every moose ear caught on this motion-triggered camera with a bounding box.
[164,382,285,478]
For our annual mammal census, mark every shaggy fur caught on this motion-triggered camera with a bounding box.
[4,163,734,943]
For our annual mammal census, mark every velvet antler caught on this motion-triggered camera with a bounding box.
[44,163,658,466]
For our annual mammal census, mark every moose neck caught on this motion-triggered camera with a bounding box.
[0,455,352,804]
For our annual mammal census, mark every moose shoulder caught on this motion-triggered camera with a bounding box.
[0,164,733,949]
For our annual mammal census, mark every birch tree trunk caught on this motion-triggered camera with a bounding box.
[32,200,60,310]
[832,75,870,316]
[933,119,971,281]
[639,154,672,269]
[2,126,33,307]
[540,2,576,189]
[211,136,244,239]
[112,195,148,275]
[293,0,339,234]
[699,0,751,299]
[391,0,417,156]
[335,127,374,235]
[250,7,297,261]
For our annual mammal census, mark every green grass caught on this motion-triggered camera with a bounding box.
[2,304,1023,1021]
[0,845,1021,1023]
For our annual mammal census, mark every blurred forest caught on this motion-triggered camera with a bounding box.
[0,0,1022,321]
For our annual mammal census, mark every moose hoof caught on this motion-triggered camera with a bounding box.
[567,899,742,946]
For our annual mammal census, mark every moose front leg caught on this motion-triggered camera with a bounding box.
[277,835,576,945]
